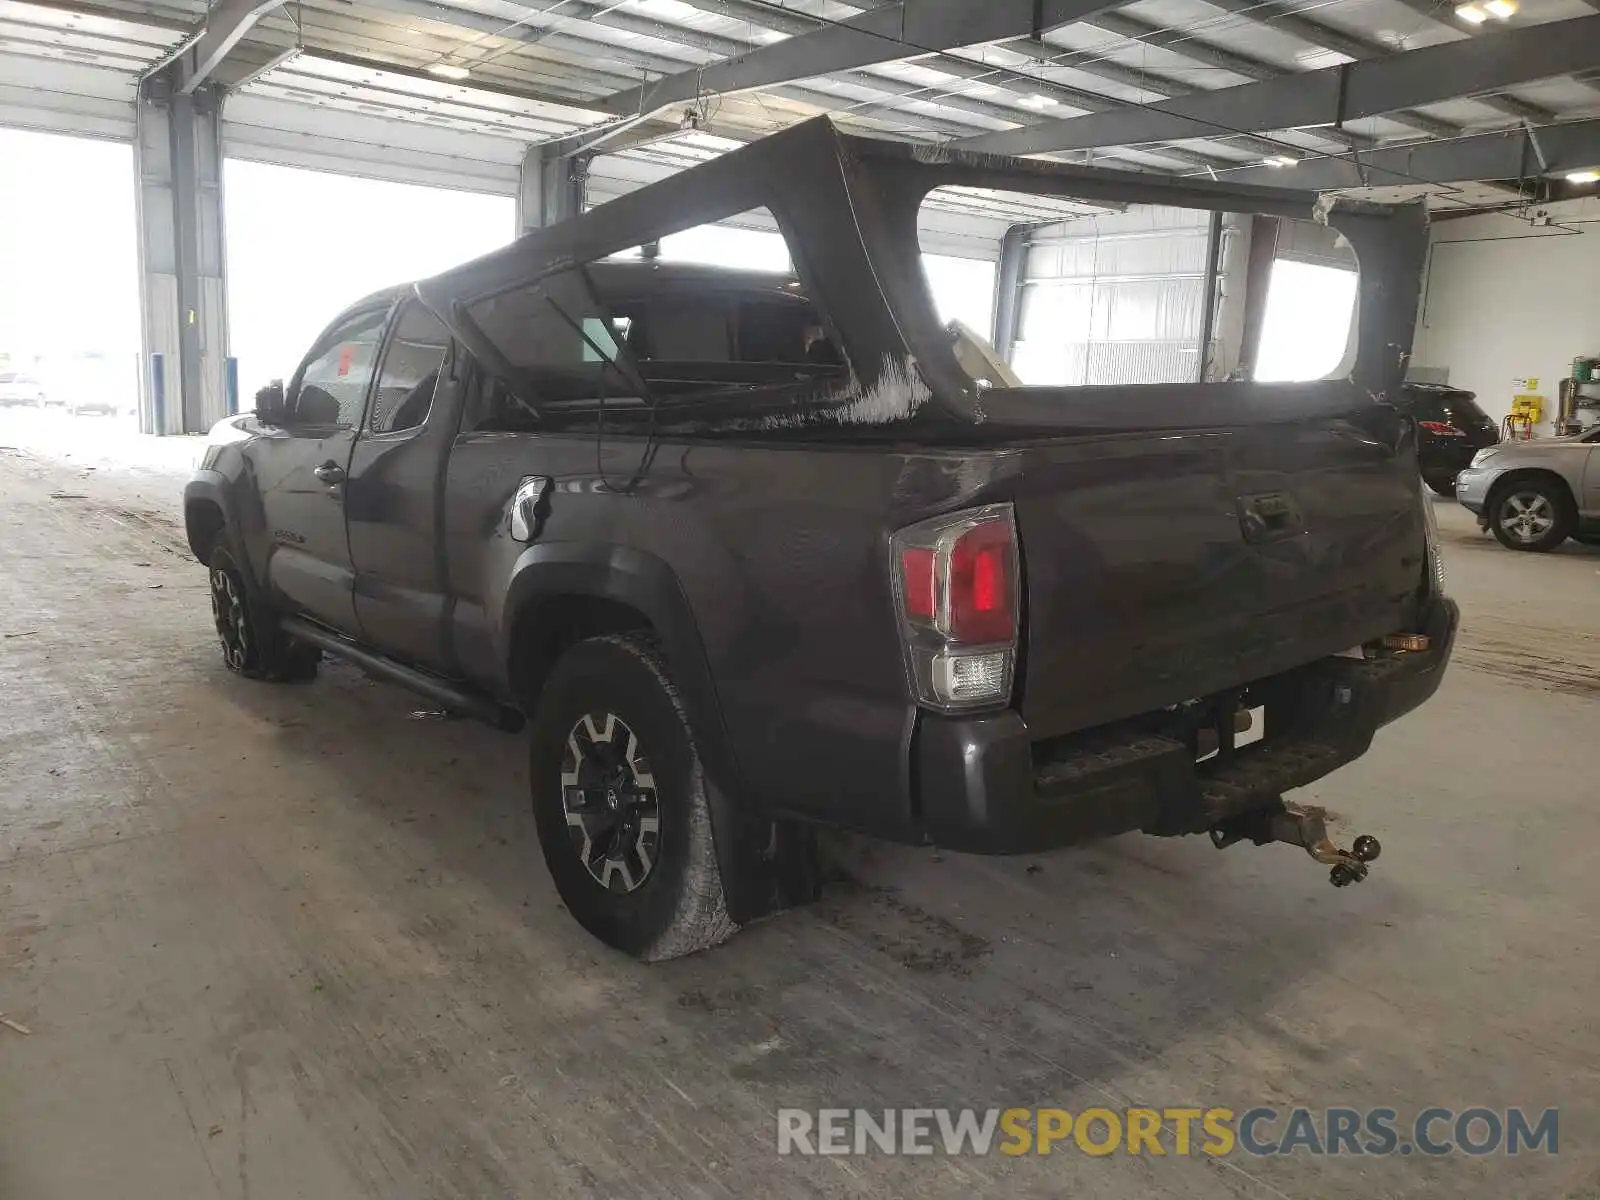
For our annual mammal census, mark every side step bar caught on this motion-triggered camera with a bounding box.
[279,616,523,732]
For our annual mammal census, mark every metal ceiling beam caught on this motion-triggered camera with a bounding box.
[1082,11,1454,144]
[1198,0,1558,125]
[990,31,1211,98]
[656,0,1385,153]
[149,0,285,93]
[347,0,1091,122]
[347,0,1263,163]
[594,0,1122,118]
[275,36,997,140]
[1216,118,1600,188]
[991,30,1379,154]
[664,0,1243,114]
[565,0,1323,159]
[1085,11,1275,81]
[209,42,299,89]
[955,15,1600,156]
[274,46,607,115]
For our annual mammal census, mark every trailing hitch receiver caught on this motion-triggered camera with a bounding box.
[1210,799,1382,887]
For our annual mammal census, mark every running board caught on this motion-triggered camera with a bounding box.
[279,616,523,732]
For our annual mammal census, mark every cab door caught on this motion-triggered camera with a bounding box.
[245,304,388,633]
[344,301,457,671]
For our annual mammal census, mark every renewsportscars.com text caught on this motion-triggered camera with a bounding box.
[776,1106,1558,1158]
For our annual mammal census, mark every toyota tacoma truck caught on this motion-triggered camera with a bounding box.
[186,118,1456,960]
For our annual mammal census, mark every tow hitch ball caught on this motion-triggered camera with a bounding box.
[1210,800,1382,887]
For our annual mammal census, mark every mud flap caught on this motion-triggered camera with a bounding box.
[705,776,822,926]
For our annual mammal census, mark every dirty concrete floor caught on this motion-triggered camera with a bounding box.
[2,428,1598,1199]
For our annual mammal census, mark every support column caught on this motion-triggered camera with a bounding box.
[516,144,588,234]
[1235,215,1281,383]
[1209,214,1254,382]
[991,223,1029,361]
[1195,211,1224,383]
[134,79,228,433]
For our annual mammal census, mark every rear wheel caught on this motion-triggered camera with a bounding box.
[529,633,736,961]
[207,534,320,680]
[1488,480,1572,552]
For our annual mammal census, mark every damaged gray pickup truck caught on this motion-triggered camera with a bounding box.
[186,117,1456,960]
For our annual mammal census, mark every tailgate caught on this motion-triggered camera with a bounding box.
[1004,401,1424,739]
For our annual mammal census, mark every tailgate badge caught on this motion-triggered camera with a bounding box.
[1236,491,1303,544]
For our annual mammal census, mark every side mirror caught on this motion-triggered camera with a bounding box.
[255,380,286,425]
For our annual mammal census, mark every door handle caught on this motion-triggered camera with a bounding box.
[314,461,345,483]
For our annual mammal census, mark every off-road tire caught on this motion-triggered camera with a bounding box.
[208,533,320,681]
[529,633,736,961]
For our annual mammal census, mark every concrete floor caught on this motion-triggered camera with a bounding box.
[2,414,1598,1199]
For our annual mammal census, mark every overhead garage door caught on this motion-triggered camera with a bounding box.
[1012,205,1214,387]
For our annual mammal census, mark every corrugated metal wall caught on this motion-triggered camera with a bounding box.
[1011,205,1214,387]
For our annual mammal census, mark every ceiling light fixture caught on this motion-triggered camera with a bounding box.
[1456,0,1515,21]
[427,63,470,80]
[1262,155,1300,168]
[1565,169,1600,184]
[1020,94,1058,110]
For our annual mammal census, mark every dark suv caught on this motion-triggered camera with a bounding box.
[1406,383,1499,496]
[184,119,1456,960]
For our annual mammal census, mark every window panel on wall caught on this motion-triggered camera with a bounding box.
[224,160,514,404]
[1255,260,1359,383]
[921,254,997,338]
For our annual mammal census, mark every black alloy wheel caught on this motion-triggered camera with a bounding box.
[560,710,663,894]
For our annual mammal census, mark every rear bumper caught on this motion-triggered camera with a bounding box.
[915,595,1458,854]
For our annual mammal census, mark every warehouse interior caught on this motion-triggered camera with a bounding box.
[3,0,1600,1196]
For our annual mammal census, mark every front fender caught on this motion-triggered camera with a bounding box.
[183,472,235,565]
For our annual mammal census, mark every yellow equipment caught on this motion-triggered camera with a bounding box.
[1503,393,1543,440]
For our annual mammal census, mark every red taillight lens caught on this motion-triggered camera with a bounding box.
[890,504,1019,712]
[900,547,936,620]
[947,520,1014,643]
[1418,420,1464,436]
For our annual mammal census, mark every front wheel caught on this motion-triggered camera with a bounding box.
[207,534,320,680]
[529,634,737,961]
[1489,481,1572,552]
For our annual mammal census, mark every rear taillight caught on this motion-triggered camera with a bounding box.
[891,504,1019,711]
[1418,420,1464,436]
